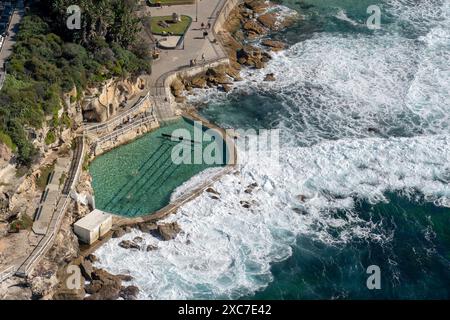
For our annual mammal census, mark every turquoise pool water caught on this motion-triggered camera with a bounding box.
[89,118,226,217]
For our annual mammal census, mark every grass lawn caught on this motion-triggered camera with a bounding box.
[151,15,192,36]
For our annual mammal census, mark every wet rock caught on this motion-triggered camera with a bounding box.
[86,268,123,300]
[292,207,308,215]
[244,182,258,193]
[117,274,134,282]
[112,228,126,238]
[261,39,286,51]
[119,285,139,300]
[85,280,103,294]
[243,20,266,36]
[257,13,277,29]
[132,236,144,243]
[79,258,94,281]
[221,84,232,92]
[146,244,158,251]
[264,73,276,81]
[224,67,243,81]
[86,254,99,263]
[118,240,140,250]
[138,222,157,233]
[191,76,207,88]
[240,200,251,209]
[156,222,181,241]
[206,187,220,195]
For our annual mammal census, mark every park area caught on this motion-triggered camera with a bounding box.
[151,15,192,36]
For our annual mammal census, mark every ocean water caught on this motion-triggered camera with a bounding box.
[94,0,450,299]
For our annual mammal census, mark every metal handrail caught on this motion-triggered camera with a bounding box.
[95,115,157,146]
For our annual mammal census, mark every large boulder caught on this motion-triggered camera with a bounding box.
[264,73,276,81]
[85,280,103,295]
[85,268,123,300]
[156,222,181,241]
[138,222,157,233]
[170,77,185,97]
[119,285,140,300]
[112,228,126,238]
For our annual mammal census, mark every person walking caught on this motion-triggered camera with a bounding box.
[201,53,205,62]
[201,22,205,29]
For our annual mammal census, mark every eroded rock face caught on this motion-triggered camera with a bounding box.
[170,77,186,98]
[81,77,145,123]
[0,143,12,164]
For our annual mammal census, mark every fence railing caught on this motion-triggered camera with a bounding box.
[0,265,16,283]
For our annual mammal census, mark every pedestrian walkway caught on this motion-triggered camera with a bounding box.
[0,0,24,90]
[32,157,71,235]
[148,0,227,90]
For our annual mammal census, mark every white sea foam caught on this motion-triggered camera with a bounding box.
[95,0,450,299]
[95,134,449,299]
[170,167,224,201]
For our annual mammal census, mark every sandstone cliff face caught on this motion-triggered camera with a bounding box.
[81,77,145,123]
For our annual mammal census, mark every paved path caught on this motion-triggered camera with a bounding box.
[32,157,71,235]
[148,0,226,91]
[0,0,24,86]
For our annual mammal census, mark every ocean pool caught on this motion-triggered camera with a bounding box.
[89,118,227,217]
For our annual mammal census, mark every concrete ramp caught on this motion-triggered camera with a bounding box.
[32,158,71,235]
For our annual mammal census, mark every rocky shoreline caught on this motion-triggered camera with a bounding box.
[170,0,298,100]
